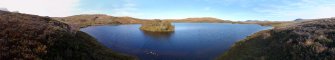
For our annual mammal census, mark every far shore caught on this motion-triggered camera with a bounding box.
[52,14,293,29]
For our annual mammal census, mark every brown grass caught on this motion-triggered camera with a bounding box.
[218,18,335,60]
[0,11,135,60]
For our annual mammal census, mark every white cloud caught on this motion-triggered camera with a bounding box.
[0,0,80,17]
[255,0,335,20]
[69,0,141,17]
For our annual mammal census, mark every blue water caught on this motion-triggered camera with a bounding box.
[80,23,271,60]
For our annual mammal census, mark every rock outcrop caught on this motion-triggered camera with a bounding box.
[140,20,174,32]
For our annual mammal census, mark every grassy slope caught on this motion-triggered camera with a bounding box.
[0,11,135,60]
[218,18,335,60]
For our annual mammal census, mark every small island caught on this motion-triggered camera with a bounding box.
[140,20,174,32]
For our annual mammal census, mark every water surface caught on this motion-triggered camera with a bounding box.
[80,23,271,60]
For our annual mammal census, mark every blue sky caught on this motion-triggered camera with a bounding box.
[1,0,335,21]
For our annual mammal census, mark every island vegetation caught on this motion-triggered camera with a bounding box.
[140,20,174,32]
[218,18,335,60]
[0,10,135,60]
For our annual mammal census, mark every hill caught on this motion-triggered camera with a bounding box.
[165,17,233,23]
[0,11,135,60]
[55,14,288,28]
[218,18,335,60]
[0,8,8,11]
[234,21,292,27]
[54,15,235,28]
[53,14,145,28]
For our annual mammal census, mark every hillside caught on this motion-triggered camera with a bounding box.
[219,18,335,60]
[0,11,134,60]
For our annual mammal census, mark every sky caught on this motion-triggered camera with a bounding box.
[1,0,335,21]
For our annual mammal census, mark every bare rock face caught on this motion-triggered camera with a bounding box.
[140,20,174,32]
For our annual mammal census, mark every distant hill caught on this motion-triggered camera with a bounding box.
[53,14,146,27]
[219,18,335,60]
[294,18,316,22]
[294,18,335,22]
[165,17,232,23]
[54,15,233,27]
[294,18,304,22]
[55,14,290,29]
[235,21,292,27]
[0,8,8,11]
[0,11,134,60]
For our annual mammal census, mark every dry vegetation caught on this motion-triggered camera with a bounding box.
[219,18,335,60]
[0,11,135,60]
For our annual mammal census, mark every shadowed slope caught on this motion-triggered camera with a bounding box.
[0,11,135,60]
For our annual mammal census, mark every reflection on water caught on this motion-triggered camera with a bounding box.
[140,31,174,39]
[80,23,272,60]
